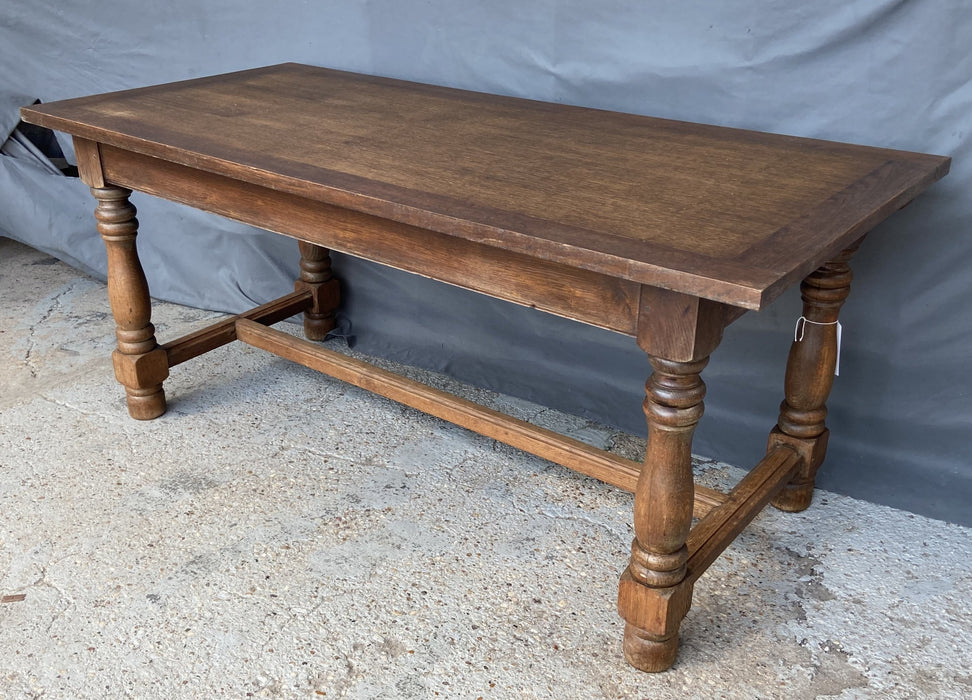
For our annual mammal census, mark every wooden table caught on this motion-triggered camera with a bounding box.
[21,63,949,672]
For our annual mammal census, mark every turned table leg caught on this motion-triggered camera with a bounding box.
[295,241,340,341]
[769,241,861,511]
[92,186,169,420]
[619,356,708,671]
[618,287,728,672]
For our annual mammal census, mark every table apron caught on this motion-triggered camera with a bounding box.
[98,144,641,336]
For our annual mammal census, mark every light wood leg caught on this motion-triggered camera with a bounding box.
[618,355,708,672]
[617,287,729,672]
[92,186,168,419]
[295,241,340,341]
[769,242,860,511]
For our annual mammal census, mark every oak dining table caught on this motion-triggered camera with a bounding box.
[21,63,949,672]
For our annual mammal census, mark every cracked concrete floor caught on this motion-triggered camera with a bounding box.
[1,236,970,699]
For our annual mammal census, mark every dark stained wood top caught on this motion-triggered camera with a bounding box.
[21,63,950,309]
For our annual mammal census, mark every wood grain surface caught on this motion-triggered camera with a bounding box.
[21,63,949,309]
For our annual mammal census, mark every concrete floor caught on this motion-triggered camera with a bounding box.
[1,235,970,699]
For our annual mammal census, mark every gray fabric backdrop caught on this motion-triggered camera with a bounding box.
[1,1,969,524]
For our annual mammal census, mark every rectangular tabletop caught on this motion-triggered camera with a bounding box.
[21,63,949,309]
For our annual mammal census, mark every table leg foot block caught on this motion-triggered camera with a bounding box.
[767,427,829,512]
[124,386,167,420]
[623,623,679,672]
[617,568,693,672]
[302,314,337,342]
[296,275,339,341]
[111,347,169,420]
[773,482,814,512]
